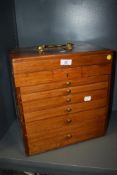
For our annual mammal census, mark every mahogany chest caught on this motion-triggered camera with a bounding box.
[11,42,113,155]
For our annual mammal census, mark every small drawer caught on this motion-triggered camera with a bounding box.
[53,67,81,80]
[82,64,112,77]
[14,70,53,87]
[12,56,58,74]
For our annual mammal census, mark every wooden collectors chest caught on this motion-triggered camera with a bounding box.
[11,42,113,155]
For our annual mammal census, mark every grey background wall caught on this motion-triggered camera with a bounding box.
[15,0,117,110]
[0,0,17,139]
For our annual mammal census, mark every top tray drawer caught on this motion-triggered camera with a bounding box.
[12,52,113,74]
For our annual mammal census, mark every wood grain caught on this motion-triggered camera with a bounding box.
[14,64,111,87]
[12,52,112,74]
[24,98,107,122]
[26,107,107,136]
[22,89,108,113]
[20,75,109,94]
[25,107,107,155]
[14,70,53,87]
[21,81,108,102]
[82,64,112,77]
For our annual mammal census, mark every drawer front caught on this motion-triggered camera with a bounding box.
[24,98,107,122]
[12,52,112,74]
[25,108,107,155]
[14,67,81,87]
[14,64,111,87]
[22,89,108,113]
[82,64,112,77]
[14,71,53,87]
[53,67,81,80]
[21,81,108,102]
[20,75,109,94]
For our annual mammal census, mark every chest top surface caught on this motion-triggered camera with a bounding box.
[10,42,112,60]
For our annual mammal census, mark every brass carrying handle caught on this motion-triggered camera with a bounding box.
[37,42,74,53]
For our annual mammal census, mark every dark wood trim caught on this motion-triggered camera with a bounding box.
[16,87,30,155]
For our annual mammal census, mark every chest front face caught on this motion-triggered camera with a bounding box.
[11,44,113,155]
